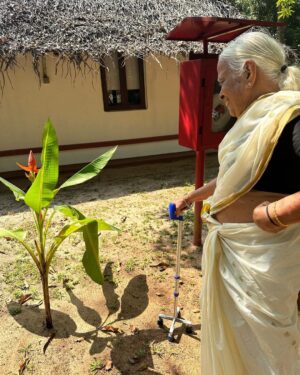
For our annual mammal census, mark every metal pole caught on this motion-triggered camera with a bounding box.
[173,220,183,317]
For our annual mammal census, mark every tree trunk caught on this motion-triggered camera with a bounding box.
[277,26,285,43]
[41,270,53,329]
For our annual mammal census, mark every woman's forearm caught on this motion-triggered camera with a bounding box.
[270,192,300,225]
[174,178,217,216]
[253,191,300,233]
[185,178,217,205]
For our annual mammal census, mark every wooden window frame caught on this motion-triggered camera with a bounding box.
[100,53,146,111]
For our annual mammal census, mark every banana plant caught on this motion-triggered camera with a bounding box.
[0,120,118,329]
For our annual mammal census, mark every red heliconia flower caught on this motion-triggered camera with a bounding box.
[16,150,39,174]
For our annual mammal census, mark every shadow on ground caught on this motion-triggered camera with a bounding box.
[7,307,200,374]
[7,266,200,374]
[7,271,149,336]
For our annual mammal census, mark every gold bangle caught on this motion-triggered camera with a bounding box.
[272,201,288,228]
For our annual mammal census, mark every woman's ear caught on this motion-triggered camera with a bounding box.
[244,60,256,88]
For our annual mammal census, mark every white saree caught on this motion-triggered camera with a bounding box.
[201,91,300,375]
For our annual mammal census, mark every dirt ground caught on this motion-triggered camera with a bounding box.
[0,153,218,375]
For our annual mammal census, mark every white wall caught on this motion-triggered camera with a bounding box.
[0,53,189,172]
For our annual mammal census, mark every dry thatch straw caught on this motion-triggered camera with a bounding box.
[0,0,241,90]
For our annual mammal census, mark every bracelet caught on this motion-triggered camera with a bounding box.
[272,201,288,228]
[265,205,277,226]
[183,196,193,209]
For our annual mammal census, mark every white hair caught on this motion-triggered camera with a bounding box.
[219,31,300,91]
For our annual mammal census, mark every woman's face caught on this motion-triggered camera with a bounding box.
[217,59,251,118]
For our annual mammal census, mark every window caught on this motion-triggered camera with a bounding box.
[100,53,146,111]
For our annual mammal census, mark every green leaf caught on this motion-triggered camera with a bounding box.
[0,177,25,201]
[94,219,119,232]
[25,120,59,213]
[57,146,117,191]
[54,205,85,220]
[46,218,97,264]
[55,205,119,232]
[276,0,296,18]
[0,228,27,241]
[47,220,88,264]
[46,217,114,283]
[82,220,103,284]
[0,228,40,271]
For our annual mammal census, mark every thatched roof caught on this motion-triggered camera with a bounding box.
[0,0,241,66]
[0,0,242,92]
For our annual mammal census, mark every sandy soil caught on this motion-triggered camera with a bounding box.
[0,153,218,375]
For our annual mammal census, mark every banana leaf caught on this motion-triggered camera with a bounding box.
[54,205,85,220]
[47,220,90,264]
[25,120,59,213]
[82,220,103,284]
[0,229,40,270]
[0,177,25,201]
[55,205,119,232]
[0,228,27,241]
[57,146,117,191]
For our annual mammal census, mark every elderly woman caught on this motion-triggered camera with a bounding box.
[175,31,300,374]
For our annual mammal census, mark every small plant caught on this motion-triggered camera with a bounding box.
[18,343,33,357]
[0,120,118,329]
[8,303,22,316]
[125,258,138,273]
[150,341,165,357]
[89,358,104,372]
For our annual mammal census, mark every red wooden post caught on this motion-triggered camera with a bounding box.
[193,148,205,246]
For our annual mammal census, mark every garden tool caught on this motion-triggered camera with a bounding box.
[157,203,193,342]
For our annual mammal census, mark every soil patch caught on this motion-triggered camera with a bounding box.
[0,153,218,375]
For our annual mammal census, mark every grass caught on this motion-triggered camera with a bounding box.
[153,272,167,282]
[3,254,40,297]
[150,341,165,357]
[2,249,86,303]
[89,358,104,372]
[124,258,139,273]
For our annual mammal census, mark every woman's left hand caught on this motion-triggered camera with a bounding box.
[253,201,284,233]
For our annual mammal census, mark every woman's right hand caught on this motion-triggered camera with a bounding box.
[173,197,191,217]
[172,179,217,217]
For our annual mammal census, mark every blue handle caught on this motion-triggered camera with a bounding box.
[169,203,183,221]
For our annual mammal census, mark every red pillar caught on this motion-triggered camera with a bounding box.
[193,148,205,246]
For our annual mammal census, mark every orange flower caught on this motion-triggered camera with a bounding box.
[16,150,39,173]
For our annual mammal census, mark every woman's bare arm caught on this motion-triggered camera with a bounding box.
[174,178,217,216]
[253,192,300,232]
